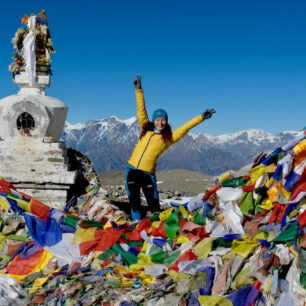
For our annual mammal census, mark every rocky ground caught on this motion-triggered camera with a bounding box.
[104,184,194,201]
[101,184,208,217]
[100,169,213,201]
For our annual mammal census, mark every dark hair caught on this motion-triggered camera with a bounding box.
[140,121,173,143]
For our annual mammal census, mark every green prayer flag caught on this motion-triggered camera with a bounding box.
[165,209,180,240]
[254,195,263,214]
[128,241,143,247]
[98,248,114,261]
[194,212,206,226]
[121,233,129,242]
[149,213,160,221]
[221,177,244,187]
[111,243,138,266]
[298,248,306,274]
[64,215,79,228]
[212,237,233,250]
[5,235,28,241]
[0,255,10,262]
[239,192,254,215]
[269,151,286,163]
[148,243,164,256]
[150,249,181,266]
[273,222,299,243]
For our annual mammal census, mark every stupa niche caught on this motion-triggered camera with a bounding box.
[0,10,76,209]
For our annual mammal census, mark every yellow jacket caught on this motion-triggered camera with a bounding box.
[127,89,204,173]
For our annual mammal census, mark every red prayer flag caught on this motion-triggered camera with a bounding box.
[30,198,50,220]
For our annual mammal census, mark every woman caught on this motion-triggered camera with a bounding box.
[126,75,216,220]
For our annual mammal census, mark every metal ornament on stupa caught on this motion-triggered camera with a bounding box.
[0,10,76,209]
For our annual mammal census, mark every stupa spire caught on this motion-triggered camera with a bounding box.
[9,9,55,92]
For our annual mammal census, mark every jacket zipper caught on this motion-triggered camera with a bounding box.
[137,133,154,168]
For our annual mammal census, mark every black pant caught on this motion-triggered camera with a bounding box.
[125,167,160,215]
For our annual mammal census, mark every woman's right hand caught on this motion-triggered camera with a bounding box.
[133,74,142,89]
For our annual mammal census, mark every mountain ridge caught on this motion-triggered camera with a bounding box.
[61,116,298,175]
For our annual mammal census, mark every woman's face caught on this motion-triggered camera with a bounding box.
[154,117,167,131]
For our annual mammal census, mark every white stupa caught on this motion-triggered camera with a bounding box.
[0,12,76,209]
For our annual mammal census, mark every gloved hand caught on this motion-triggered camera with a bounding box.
[201,108,216,120]
[133,74,142,89]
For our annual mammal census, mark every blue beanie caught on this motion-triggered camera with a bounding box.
[152,109,168,122]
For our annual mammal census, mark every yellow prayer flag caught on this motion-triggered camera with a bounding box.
[289,246,298,257]
[167,270,191,282]
[231,266,254,290]
[259,200,274,211]
[16,199,31,212]
[267,184,278,202]
[280,185,291,200]
[265,177,274,188]
[249,164,266,183]
[198,296,233,306]
[175,236,189,245]
[130,253,153,271]
[253,232,266,240]
[219,171,231,184]
[288,210,299,219]
[159,208,174,221]
[180,205,189,219]
[142,240,148,252]
[115,266,131,274]
[141,274,155,286]
[0,196,9,211]
[28,276,49,294]
[263,275,273,293]
[230,240,258,257]
[73,227,97,244]
[194,237,214,258]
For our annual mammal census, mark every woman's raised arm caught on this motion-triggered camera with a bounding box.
[134,74,149,131]
[172,108,216,143]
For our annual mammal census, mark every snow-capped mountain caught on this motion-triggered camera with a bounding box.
[61,116,298,175]
[63,116,139,153]
[191,129,297,164]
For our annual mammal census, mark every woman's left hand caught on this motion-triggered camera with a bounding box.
[202,109,216,120]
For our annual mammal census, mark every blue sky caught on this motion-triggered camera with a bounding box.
[0,0,305,135]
